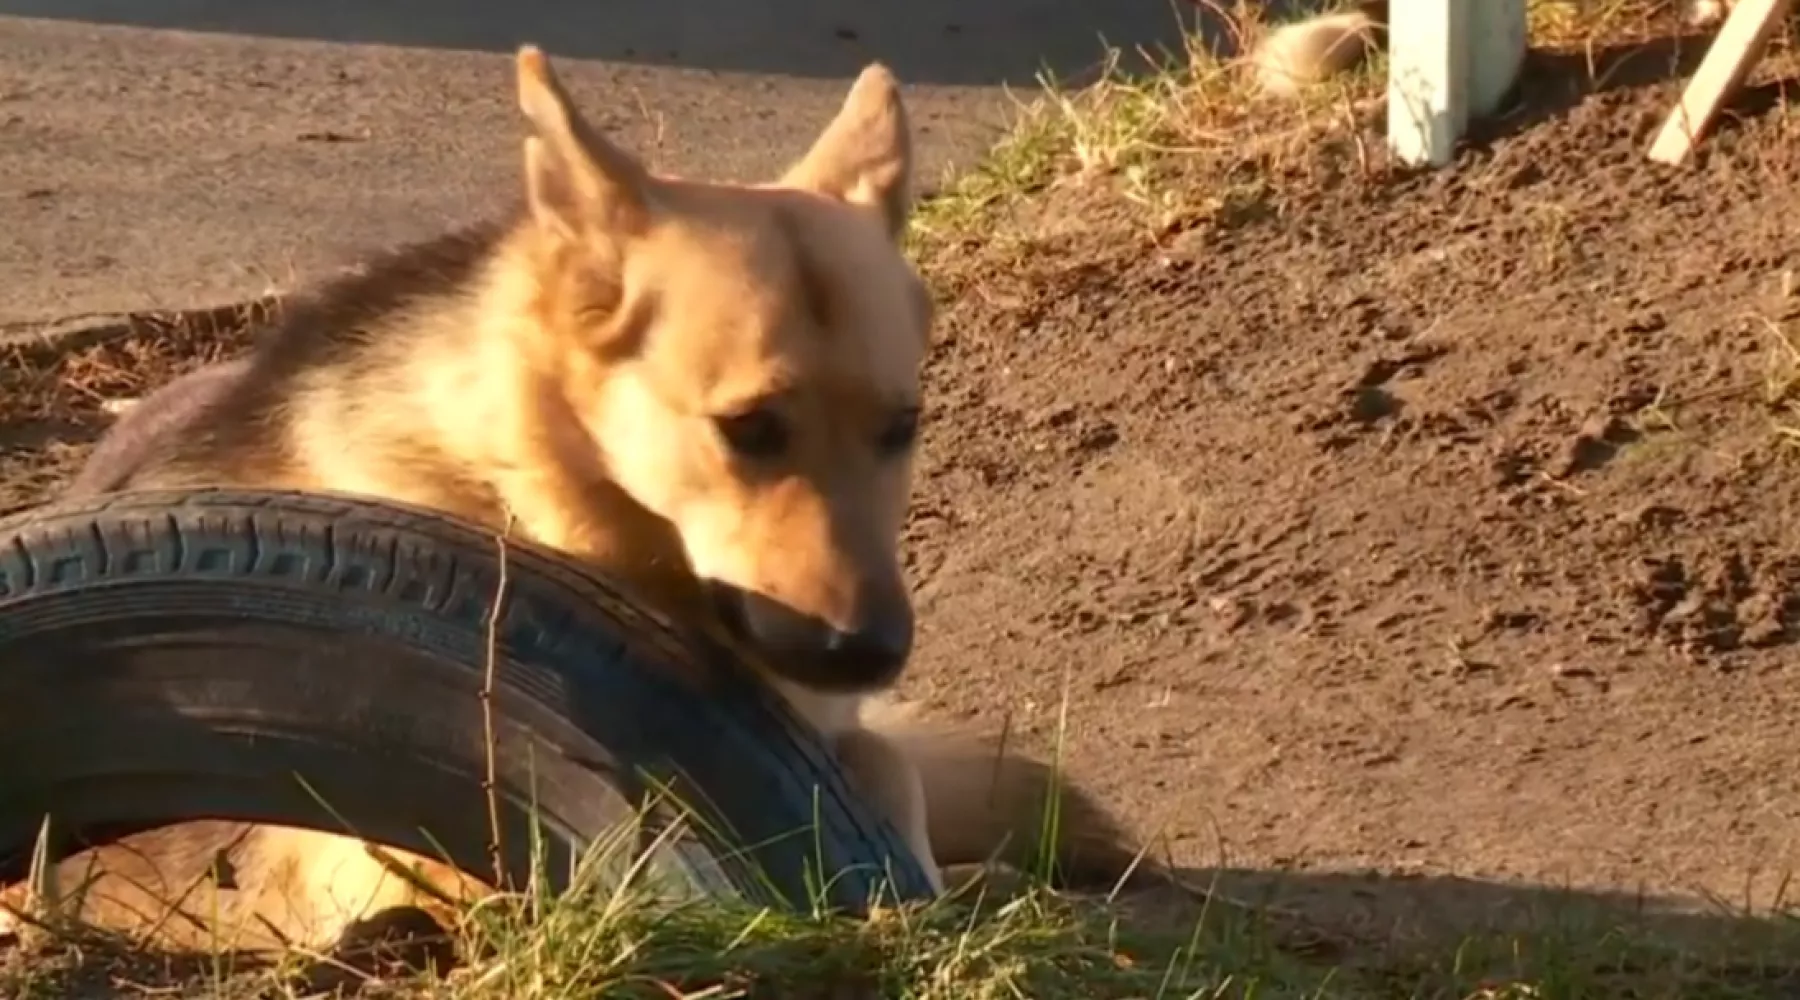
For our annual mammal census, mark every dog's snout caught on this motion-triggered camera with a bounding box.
[713,577,916,693]
[823,607,914,678]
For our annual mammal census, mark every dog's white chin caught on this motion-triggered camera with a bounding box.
[762,673,865,736]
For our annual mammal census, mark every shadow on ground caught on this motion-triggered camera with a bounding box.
[1121,865,1800,992]
[0,0,1229,88]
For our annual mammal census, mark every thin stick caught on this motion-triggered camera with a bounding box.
[482,513,517,884]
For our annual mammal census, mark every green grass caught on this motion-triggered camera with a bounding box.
[902,0,1400,253]
[904,0,1742,257]
[9,836,1800,999]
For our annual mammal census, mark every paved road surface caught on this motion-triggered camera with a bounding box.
[0,3,1213,326]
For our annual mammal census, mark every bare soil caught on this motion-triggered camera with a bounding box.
[901,64,1800,926]
[5,47,1800,963]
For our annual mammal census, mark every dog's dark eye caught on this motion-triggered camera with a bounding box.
[876,407,921,457]
[715,408,789,460]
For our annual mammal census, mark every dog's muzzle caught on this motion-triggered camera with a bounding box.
[705,581,913,693]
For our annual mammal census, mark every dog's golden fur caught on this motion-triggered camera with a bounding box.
[0,47,1149,951]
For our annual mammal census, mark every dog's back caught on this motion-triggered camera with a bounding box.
[65,358,253,498]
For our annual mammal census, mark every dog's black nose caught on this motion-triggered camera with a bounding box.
[823,612,914,681]
[716,581,917,692]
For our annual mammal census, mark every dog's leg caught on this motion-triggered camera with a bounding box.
[832,726,945,895]
[488,457,718,621]
[859,698,1154,892]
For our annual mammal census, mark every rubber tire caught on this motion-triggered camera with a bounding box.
[0,488,937,914]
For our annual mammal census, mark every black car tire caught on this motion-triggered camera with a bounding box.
[0,488,936,914]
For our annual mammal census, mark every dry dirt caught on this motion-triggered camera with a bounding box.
[4,44,1800,958]
[899,59,1800,929]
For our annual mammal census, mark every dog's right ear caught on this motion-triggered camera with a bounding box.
[515,46,654,241]
[780,63,914,240]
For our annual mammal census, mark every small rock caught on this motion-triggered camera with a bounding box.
[1208,596,1255,630]
[1736,593,1785,648]
[1661,592,1708,624]
[1618,503,1683,529]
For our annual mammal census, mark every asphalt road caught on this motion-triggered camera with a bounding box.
[0,3,1213,326]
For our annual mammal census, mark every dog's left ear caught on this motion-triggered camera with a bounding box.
[780,64,914,241]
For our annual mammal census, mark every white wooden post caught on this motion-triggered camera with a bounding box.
[1386,0,1528,168]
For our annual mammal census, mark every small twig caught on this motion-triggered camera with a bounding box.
[1538,471,1590,497]
[482,512,518,885]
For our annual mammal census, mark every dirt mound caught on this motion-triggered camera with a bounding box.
[902,68,1800,909]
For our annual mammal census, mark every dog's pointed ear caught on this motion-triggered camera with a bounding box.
[781,63,914,240]
[515,45,653,240]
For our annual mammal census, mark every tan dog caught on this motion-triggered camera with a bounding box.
[1,48,1146,952]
